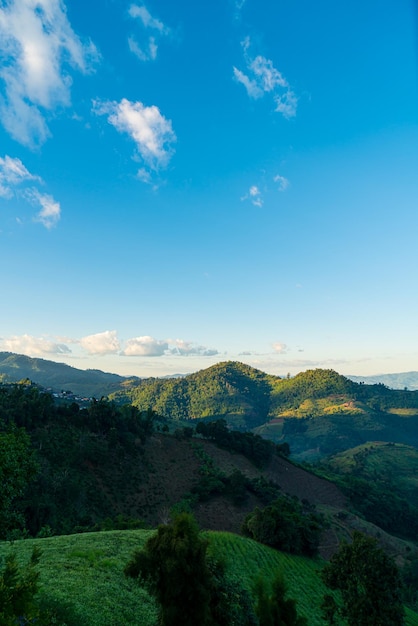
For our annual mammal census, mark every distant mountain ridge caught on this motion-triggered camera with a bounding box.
[348,371,418,390]
[0,351,139,397]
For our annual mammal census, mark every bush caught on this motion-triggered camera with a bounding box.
[242,496,324,556]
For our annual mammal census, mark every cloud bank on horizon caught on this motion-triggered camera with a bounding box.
[0,331,221,360]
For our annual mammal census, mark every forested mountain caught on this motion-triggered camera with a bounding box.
[112,361,273,428]
[0,351,139,397]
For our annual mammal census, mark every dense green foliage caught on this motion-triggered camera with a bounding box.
[0,426,38,537]
[242,496,324,557]
[0,383,158,537]
[322,531,405,626]
[196,418,276,467]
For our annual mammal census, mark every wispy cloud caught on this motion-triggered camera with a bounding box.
[241,173,290,207]
[233,37,297,118]
[25,189,61,229]
[0,0,98,147]
[1,334,71,356]
[0,155,40,197]
[0,155,61,227]
[93,98,176,174]
[273,174,289,191]
[128,3,169,62]
[128,35,158,62]
[80,330,120,355]
[129,4,168,33]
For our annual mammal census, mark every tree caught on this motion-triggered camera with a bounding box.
[321,531,405,626]
[255,572,308,626]
[125,513,214,626]
[0,546,41,625]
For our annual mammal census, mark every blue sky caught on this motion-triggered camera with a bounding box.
[0,0,417,378]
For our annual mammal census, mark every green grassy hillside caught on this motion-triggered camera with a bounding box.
[2,529,417,626]
[323,442,418,499]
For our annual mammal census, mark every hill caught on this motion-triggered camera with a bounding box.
[315,442,418,540]
[254,369,418,460]
[3,530,418,626]
[321,441,418,501]
[112,360,273,429]
[0,351,139,398]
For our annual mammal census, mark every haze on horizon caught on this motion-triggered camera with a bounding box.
[0,0,417,379]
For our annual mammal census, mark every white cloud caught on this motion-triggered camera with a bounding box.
[0,155,40,197]
[168,339,219,357]
[80,330,120,355]
[122,336,218,357]
[25,188,61,228]
[1,334,71,356]
[272,342,288,354]
[241,184,263,207]
[251,56,288,92]
[273,174,289,191]
[123,335,168,357]
[93,98,176,171]
[233,37,297,118]
[0,0,98,146]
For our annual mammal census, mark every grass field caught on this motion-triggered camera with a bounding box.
[1,529,417,625]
